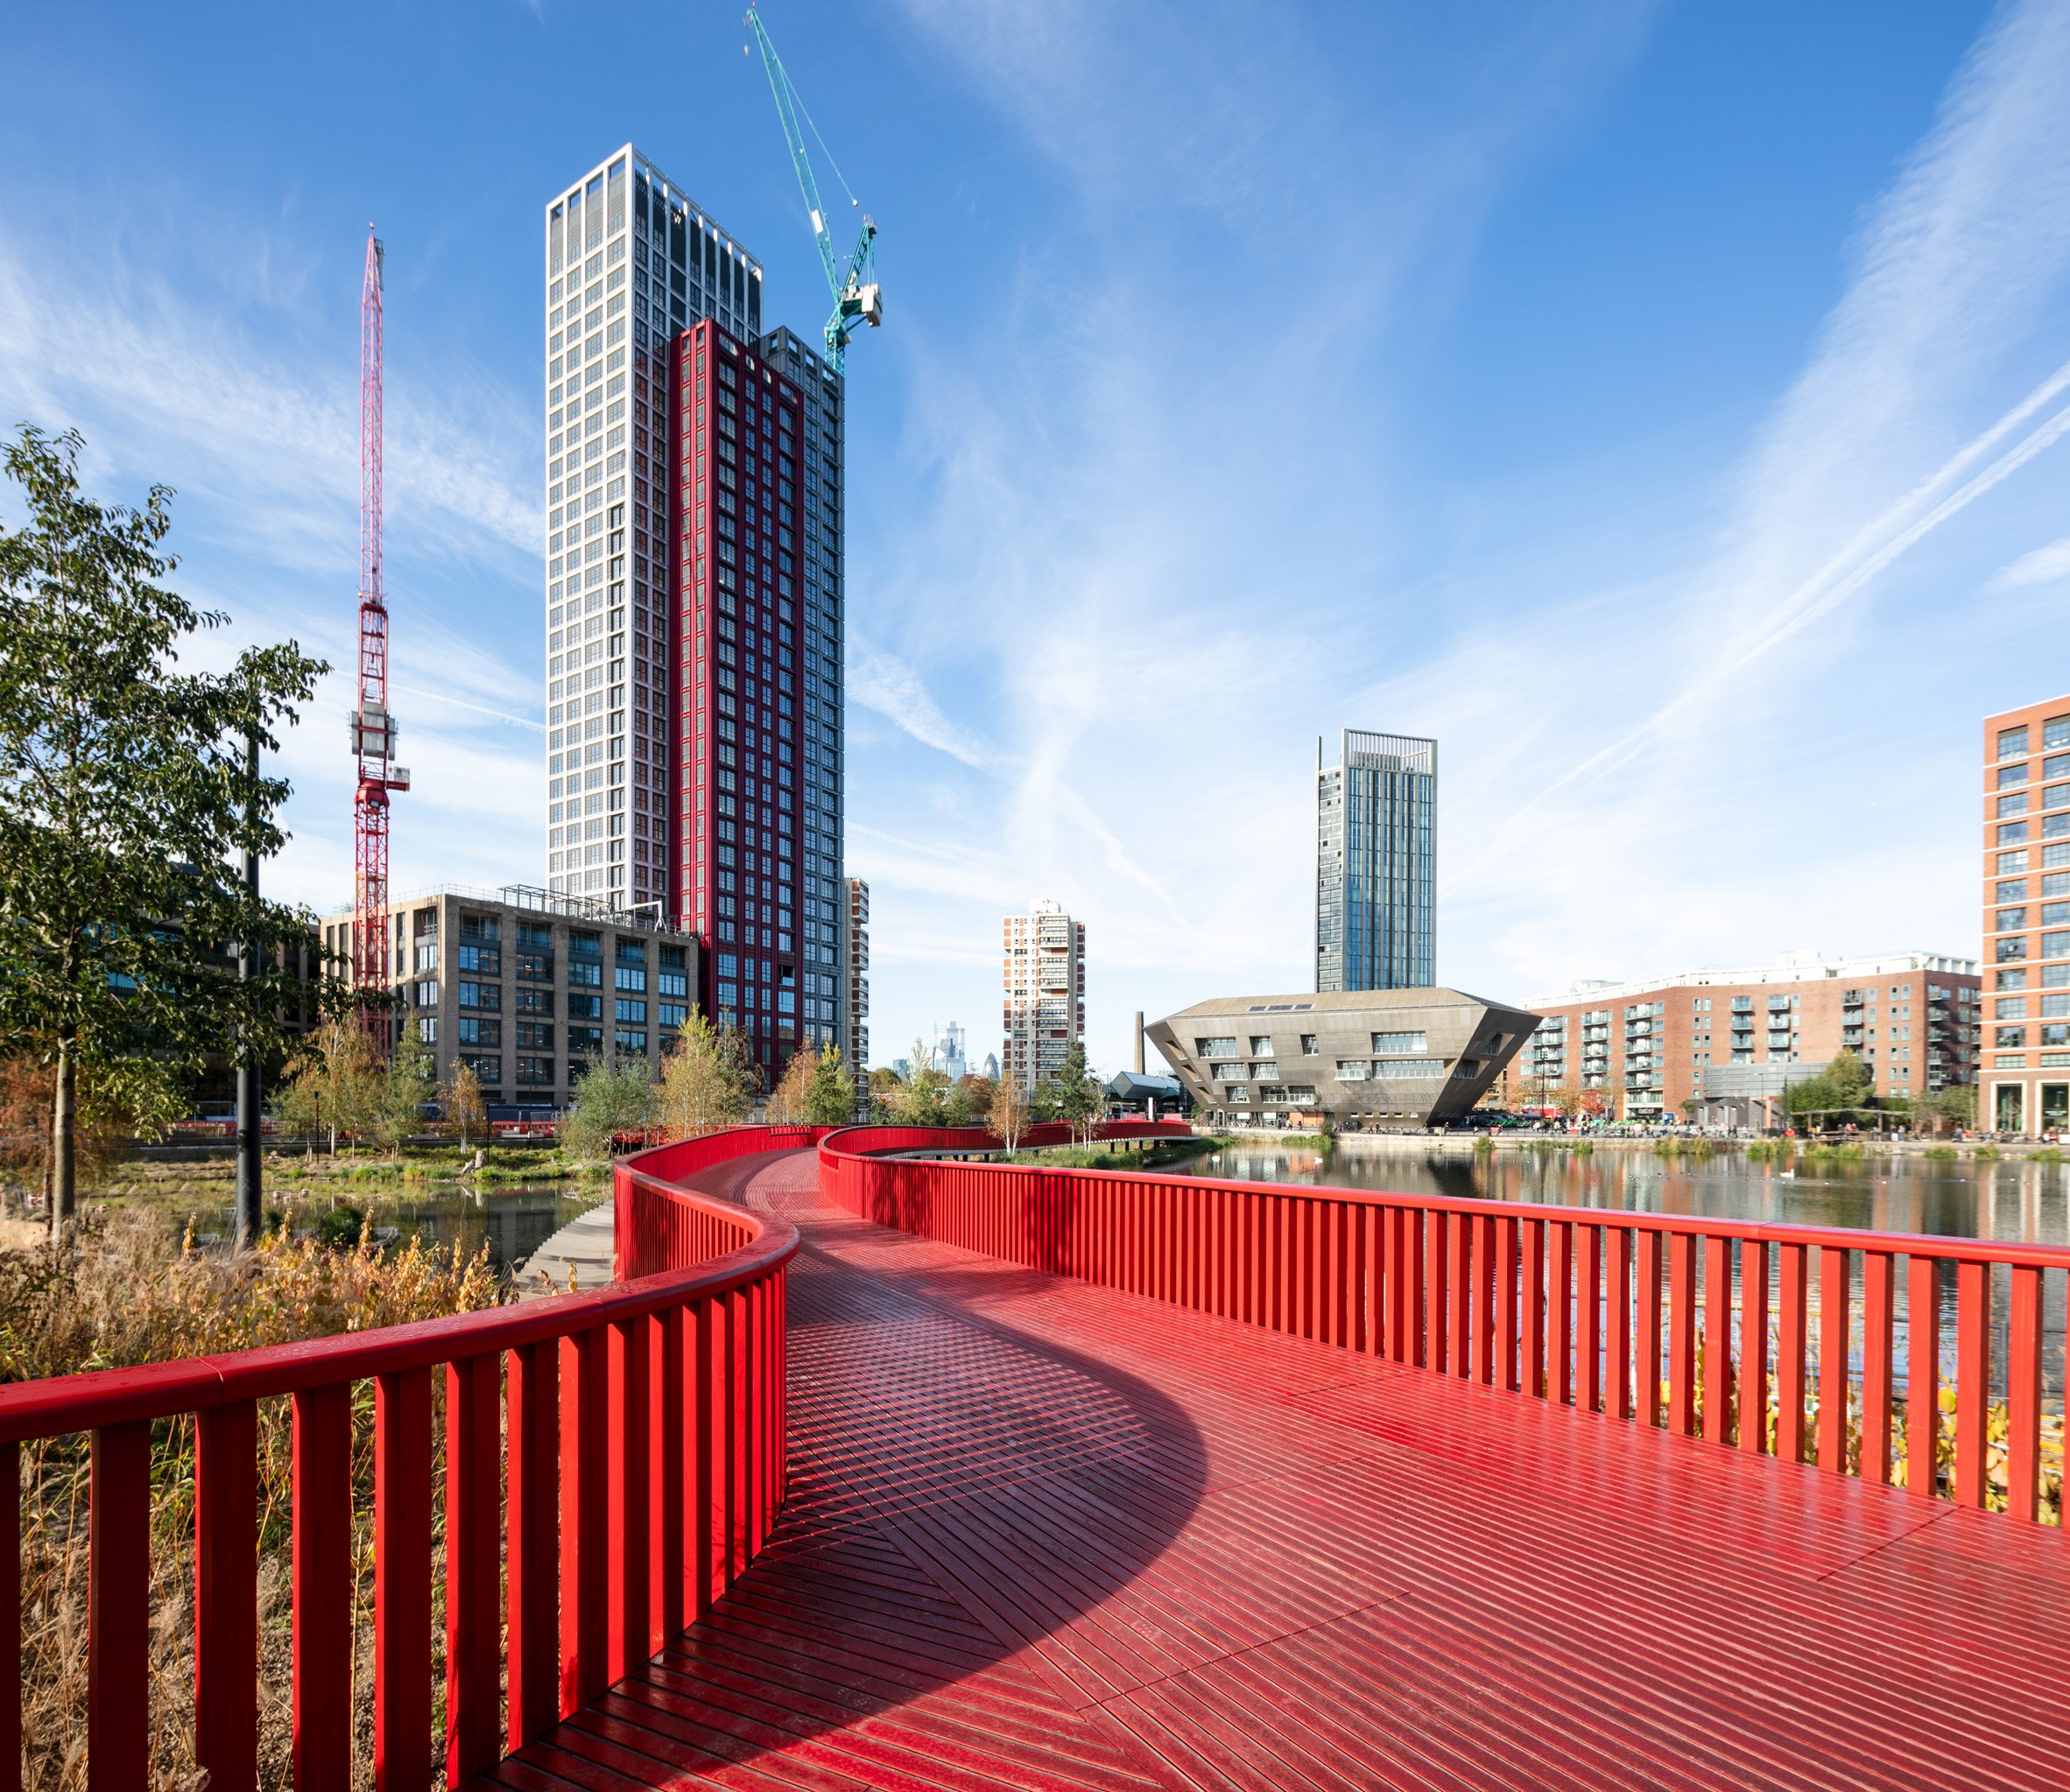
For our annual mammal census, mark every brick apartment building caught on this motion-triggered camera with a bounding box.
[1001,900,1086,1091]
[320,885,697,1111]
[1982,694,2070,1135]
[1518,951,1980,1123]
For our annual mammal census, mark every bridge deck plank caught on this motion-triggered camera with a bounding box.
[482,1150,2070,1792]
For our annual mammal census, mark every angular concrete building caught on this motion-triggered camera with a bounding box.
[1148,988,1536,1129]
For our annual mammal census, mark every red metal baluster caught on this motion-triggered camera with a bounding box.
[1702,1235,1730,1444]
[1447,1211,1470,1378]
[2008,1264,2043,1522]
[728,1287,750,1578]
[1860,1253,1894,1486]
[1428,1210,1450,1374]
[1520,1219,1545,1398]
[1549,1222,1574,1406]
[1605,1227,1632,1418]
[1638,1231,1663,1427]
[607,1315,651,1685]
[446,1354,501,1786]
[1473,1213,1497,1386]
[1954,1260,1989,1508]
[1776,1243,1807,1464]
[292,1384,352,1792]
[560,1328,609,1713]
[196,1401,258,1792]
[88,1422,151,1792]
[375,1367,432,1792]
[506,1340,559,1752]
[654,1309,686,1649]
[1738,1240,1769,1455]
[1818,1246,1850,1476]
[1667,1233,1696,1437]
[694,1295,720,1617]
[1576,1224,1603,1415]
[2,1440,18,1792]
[1497,1216,1522,1392]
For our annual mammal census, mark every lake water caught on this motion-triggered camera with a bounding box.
[189,1185,592,1278]
[1158,1142,2070,1248]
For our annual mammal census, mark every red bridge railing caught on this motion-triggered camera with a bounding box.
[820,1131,2069,1522]
[0,1125,799,1792]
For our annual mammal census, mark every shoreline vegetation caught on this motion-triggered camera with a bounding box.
[1205,1129,2062,1163]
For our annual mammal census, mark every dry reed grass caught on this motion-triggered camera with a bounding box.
[4,1212,503,1792]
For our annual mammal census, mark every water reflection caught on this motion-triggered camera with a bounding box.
[1163,1144,2070,1247]
[196,1185,590,1277]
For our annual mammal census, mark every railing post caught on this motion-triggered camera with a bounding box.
[1905,1254,1939,1498]
[1955,1260,1989,1507]
[292,1383,353,1792]
[88,1422,151,1792]
[1777,1244,1807,1464]
[375,1367,433,1792]
[654,1308,686,1650]
[1702,1235,1730,1444]
[1739,1240,1769,1456]
[507,1339,560,1752]
[1549,1222,1574,1406]
[445,1353,502,1788]
[196,1400,259,1792]
[1818,1246,1850,1476]
[2008,1265,2043,1522]
[560,1327,609,1713]
[1577,1224,1602,1415]
[607,1315,651,1686]
[1667,1233,1695,1436]
[1608,1226,1633,1419]
[1860,1253,1894,1486]
[1,1440,18,1792]
[1637,1231,1663,1427]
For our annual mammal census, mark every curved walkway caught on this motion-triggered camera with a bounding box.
[489,1149,2070,1790]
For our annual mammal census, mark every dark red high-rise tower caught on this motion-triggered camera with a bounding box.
[670,320,811,1076]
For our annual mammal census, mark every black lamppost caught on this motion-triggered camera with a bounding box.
[234,727,263,1249]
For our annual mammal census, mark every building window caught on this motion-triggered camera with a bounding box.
[1299,1034,1319,1055]
[2001,726,2031,759]
[1999,938,2030,962]
[658,969,688,998]
[458,980,499,1010]
[616,1030,648,1054]
[516,986,553,1015]
[615,965,647,993]
[517,1022,554,1051]
[460,1053,501,1083]
[456,942,499,973]
[568,1026,604,1059]
[516,1057,555,1086]
[1997,908,2029,932]
[518,950,553,981]
[616,998,647,1023]
[457,1016,501,1047]
[1372,1031,1429,1053]
[658,1002,687,1029]
[568,959,602,988]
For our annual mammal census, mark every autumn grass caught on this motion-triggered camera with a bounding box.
[4,1212,503,1791]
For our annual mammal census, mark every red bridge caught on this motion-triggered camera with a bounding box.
[7,1123,2070,1789]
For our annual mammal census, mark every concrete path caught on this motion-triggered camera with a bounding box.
[515,1197,615,1299]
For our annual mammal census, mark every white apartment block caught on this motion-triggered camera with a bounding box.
[1002,900,1086,1089]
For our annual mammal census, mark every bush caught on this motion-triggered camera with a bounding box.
[314,1203,366,1249]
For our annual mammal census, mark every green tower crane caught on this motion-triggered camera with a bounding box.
[745,4,882,371]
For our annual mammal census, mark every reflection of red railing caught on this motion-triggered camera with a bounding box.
[0,1125,799,1792]
[819,1133,2070,1522]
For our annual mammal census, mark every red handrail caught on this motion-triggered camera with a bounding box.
[0,1124,799,1792]
[820,1128,2068,1523]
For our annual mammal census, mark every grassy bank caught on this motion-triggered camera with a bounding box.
[1001,1136,1229,1172]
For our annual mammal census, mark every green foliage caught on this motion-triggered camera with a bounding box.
[1046,1041,1103,1147]
[886,1037,952,1126]
[562,1059,658,1159]
[804,1044,856,1127]
[1780,1050,1876,1127]
[658,1013,758,1140]
[440,1059,486,1149]
[380,1019,436,1147]
[0,426,330,1231]
[314,1204,367,1249]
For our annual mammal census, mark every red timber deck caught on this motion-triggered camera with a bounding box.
[488,1148,2070,1792]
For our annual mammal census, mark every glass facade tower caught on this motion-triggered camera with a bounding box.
[1316,729,1435,993]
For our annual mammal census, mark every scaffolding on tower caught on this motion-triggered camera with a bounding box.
[350,227,410,1052]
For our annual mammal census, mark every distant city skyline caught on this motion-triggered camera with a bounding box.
[6,4,2068,1075]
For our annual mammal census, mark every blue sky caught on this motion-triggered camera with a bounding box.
[7,0,2070,1076]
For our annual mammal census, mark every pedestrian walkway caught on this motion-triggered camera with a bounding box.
[487,1147,2070,1790]
[515,1196,614,1301]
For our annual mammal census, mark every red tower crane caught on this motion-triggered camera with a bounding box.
[350,227,409,1050]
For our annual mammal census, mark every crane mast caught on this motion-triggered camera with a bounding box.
[745,4,882,369]
[350,227,409,1051]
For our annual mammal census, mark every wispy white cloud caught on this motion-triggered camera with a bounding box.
[1993,533,2070,588]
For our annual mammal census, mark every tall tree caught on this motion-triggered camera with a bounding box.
[1052,1042,1103,1148]
[989,1073,1031,1153]
[380,1018,437,1147]
[563,1059,660,1159]
[889,1037,950,1126]
[440,1059,486,1151]
[656,1014,758,1141]
[271,1015,383,1153]
[804,1044,856,1127]
[0,427,329,1236]
[766,1047,814,1124]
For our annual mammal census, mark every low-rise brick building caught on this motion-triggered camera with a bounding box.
[321,885,698,1110]
[1517,951,1979,1124]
